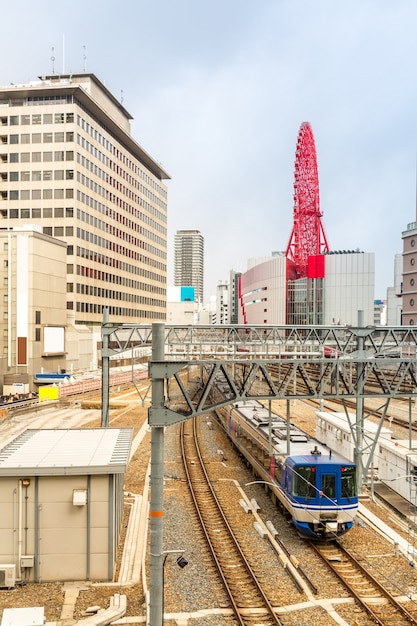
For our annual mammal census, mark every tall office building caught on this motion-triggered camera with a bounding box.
[174,229,204,305]
[0,73,170,325]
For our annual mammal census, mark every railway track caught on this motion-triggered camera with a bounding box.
[311,540,417,625]
[180,416,283,626]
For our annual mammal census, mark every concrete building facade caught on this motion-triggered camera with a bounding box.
[174,229,204,305]
[0,227,67,392]
[401,221,417,325]
[0,73,169,327]
[238,255,287,325]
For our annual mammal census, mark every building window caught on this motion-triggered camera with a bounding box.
[411,299,415,307]
[54,207,64,218]
[35,311,41,324]
[67,301,74,310]
[21,134,30,144]
[411,258,415,266]
[43,189,53,199]
[32,208,41,218]
[9,172,18,181]
[35,328,41,342]
[43,207,52,218]
[411,278,415,287]
[412,240,415,247]
[9,135,19,144]
[21,209,30,218]
[54,227,64,236]
[411,319,415,325]
[43,227,52,236]
[9,191,18,200]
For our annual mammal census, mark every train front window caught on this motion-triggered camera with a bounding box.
[341,466,357,499]
[322,474,336,499]
[292,466,316,499]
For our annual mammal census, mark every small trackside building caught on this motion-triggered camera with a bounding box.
[0,428,133,584]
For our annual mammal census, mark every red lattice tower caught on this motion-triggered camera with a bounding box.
[285,122,329,278]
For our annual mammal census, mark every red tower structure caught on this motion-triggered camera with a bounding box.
[285,122,329,279]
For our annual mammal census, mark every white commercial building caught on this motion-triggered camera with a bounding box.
[238,250,375,327]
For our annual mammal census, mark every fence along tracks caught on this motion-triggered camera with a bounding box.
[180,417,283,626]
[312,541,417,625]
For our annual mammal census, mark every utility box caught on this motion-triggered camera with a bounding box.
[20,555,34,568]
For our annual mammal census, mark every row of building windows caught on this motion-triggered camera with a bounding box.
[1,188,74,200]
[69,301,165,319]
[0,151,74,163]
[0,112,74,125]
[1,132,73,144]
[3,169,73,181]
[73,281,165,305]
[0,207,73,219]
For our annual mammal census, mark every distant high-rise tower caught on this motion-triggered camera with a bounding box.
[174,230,204,305]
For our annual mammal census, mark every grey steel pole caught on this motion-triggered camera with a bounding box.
[149,323,166,626]
[355,311,364,492]
[101,308,110,428]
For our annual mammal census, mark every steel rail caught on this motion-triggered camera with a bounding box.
[180,417,282,626]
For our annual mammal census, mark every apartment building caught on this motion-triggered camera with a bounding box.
[174,229,204,305]
[0,73,170,327]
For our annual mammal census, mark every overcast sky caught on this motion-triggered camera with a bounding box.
[2,1,416,302]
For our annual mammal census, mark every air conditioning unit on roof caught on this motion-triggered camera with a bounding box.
[0,564,16,588]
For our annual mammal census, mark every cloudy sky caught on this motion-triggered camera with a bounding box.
[1,1,416,302]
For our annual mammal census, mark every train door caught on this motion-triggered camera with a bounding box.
[321,472,336,501]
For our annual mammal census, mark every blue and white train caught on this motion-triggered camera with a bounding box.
[215,400,358,540]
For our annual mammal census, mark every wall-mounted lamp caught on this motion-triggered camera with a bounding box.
[22,479,31,487]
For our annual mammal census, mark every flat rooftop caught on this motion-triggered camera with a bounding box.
[0,428,133,476]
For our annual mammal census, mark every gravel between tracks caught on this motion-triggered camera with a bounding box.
[1,392,417,626]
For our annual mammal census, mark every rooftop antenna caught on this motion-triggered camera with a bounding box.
[51,47,55,74]
[62,33,65,74]
[121,89,124,104]
[83,45,87,73]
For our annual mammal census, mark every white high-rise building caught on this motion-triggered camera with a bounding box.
[0,73,170,326]
[174,229,204,305]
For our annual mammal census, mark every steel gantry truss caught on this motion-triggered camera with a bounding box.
[101,321,417,427]
[100,320,417,626]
